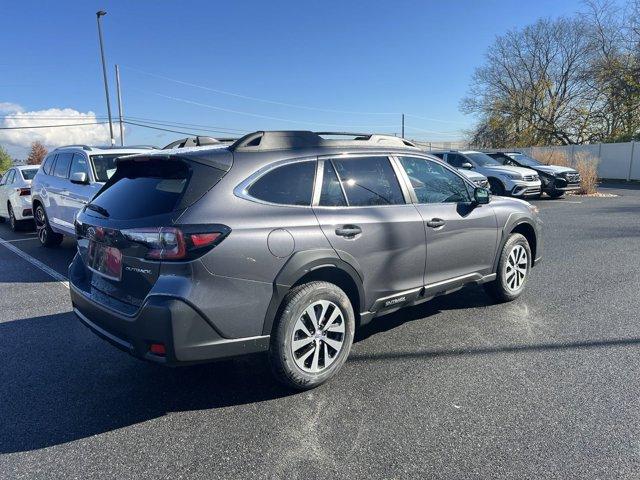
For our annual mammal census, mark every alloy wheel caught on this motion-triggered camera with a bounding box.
[8,205,16,230]
[505,244,528,291]
[291,300,345,373]
[35,207,48,244]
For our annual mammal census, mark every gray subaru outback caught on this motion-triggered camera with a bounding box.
[69,131,542,389]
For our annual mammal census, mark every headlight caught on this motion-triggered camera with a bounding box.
[500,172,522,180]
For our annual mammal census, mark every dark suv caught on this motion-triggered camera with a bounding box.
[69,131,542,389]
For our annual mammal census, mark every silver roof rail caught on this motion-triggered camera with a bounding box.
[54,144,92,151]
[230,131,419,151]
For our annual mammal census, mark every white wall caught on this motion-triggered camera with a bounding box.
[517,142,639,180]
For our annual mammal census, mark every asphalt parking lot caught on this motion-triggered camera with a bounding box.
[1,183,639,479]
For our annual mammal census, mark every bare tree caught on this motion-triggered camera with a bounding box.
[26,141,47,165]
[463,0,639,147]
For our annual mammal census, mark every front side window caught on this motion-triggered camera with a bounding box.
[247,161,316,206]
[53,153,73,178]
[399,156,471,204]
[331,156,404,206]
[70,153,89,179]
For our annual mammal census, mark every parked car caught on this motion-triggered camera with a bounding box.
[69,131,542,390]
[486,151,581,198]
[452,165,490,189]
[31,145,155,247]
[430,150,542,198]
[0,165,39,231]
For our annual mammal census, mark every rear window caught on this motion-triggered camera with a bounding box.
[42,155,55,175]
[20,169,38,180]
[89,158,227,220]
[247,161,316,206]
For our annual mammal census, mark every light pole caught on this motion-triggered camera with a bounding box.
[96,10,115,146]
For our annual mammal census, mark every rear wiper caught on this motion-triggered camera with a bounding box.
[86,203,110,218]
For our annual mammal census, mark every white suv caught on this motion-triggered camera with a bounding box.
[30,145,155,246]
[432,150,542,198]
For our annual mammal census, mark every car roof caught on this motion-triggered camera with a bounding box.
[15,165,39,170]
[52,145,157,155]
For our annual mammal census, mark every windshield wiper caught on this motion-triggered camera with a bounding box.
[86,204,110,218]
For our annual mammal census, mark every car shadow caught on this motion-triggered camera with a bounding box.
[355,285,491,343]
[0,311,291,454]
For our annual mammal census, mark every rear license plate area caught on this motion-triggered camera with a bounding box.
[87,241,122,281]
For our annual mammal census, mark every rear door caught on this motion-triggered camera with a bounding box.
[313,155,426,312]
[48,152,74,233]
[396,155,499,285]
[0,169,15,217]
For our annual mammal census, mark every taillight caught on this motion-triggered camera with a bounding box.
[17,188,31,196]
[121,225,229,261]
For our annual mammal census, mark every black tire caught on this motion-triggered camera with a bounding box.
[484,233,532,302]
[269,281,355,390]
[34,204,63,247]
[488,178,506,196]
[8,204,20,232]
[547,189,565,199]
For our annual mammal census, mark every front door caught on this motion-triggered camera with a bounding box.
[395,155,499,286]
[313,155,426,312]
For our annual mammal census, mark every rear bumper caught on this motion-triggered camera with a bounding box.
[70,282,270,366]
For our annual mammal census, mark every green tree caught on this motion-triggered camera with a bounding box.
[0,145,12,174]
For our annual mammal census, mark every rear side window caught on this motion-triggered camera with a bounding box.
[319,160,347,207]
[331,156,404,206]
[247,161,316,206]
[53,153,73,178]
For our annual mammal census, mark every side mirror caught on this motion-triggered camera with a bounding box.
[461,162,473,169]
[70,172,89,185]
[473,187,490,205]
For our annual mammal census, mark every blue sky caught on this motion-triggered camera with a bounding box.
[0,0,593,156]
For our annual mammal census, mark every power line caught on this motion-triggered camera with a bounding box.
[122,121,200,136]
[122,65,400,116]
[133,89,401,129]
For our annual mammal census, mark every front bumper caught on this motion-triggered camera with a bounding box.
[70,283,270,366]
[509,180,542,197]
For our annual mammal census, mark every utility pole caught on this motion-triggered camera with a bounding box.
[96,11,115,146]
[115,65,124,146]
[401,114,405,139]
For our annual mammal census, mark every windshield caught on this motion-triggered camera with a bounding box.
[90,154,125,182]
[20,168,38,180]
[464,152,503,167]
[508,153,542,167]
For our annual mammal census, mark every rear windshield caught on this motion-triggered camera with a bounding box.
[90,154,125,182]
[20,169,38,180]
[89,158,227,220]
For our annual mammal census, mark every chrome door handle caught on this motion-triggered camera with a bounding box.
[427,218,446,228]
[335,225,362,238]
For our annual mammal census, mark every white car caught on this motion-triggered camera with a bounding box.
[0,165,39,231]
[431,150,542,198]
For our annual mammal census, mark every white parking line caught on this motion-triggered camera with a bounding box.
[0,235,69,289]
[1,236,39,243]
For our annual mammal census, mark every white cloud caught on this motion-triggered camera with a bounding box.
[0,103,119,149]
[0,102,24,113]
